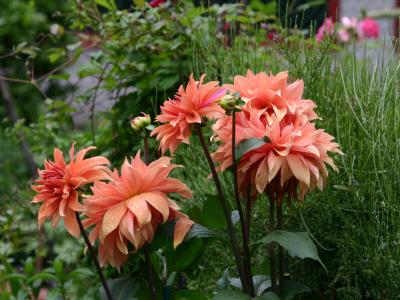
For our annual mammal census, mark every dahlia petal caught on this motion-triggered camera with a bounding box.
[173,218,194,249]
[119,212,135,244]
[64,213,80,238]
[287,154,310,186]
[255,157,269,193]
[53,148,66,168]
[126,196,151,226]
[68,190,85,212]
[101,202,127,240]
[141,192,170,222]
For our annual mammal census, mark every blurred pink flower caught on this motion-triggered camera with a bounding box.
[338,16,359,43]
[316,18,335,42]
[358,17,380,39]
[341,16,358,29]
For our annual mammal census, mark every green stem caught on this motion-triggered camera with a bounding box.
[195,127,247,292]
[144,244,157,300]
[75,213,113,300]
[268,197,277,293]
[277,203,284,295]
[231,112,254,296]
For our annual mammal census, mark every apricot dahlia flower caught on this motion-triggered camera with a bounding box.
[213,112,341,203]
[31,145,110,238]
[83,152,193,268]
[225,70,318,125]
[151,74,226,154]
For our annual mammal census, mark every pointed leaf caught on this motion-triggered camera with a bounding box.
[258,230,326,271]
[236,138,267,162]
[95,0,117,10]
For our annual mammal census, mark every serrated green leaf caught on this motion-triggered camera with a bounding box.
[258,231,326,271]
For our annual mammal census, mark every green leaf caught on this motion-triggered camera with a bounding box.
[281,280,311,300]
[235,138,267,162]
[174,238,205,271]
[27,272,58,284]
[100,277,139,300]
[133,0,145,7]
[213,290,251,300]
[95,0,117,10]
[23,257,34,276]
[68,268,95,280]
[2,274,26,282]
[258,231,326,271]
[201,194,227,229]
[253,292,280,300]
[217,269,230,290]
[184,223,225,240]
[158,74,179,90]
[175,290,208,300]
[53,260,64,278]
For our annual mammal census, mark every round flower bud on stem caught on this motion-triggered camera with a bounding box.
[131,113,151,133]
[219,94,242,114]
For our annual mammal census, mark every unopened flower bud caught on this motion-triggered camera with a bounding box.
[219,94,242,113]
[131,113,151,132]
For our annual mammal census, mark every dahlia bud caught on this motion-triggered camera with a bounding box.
[131,113,151,132]
[219,93,243,114]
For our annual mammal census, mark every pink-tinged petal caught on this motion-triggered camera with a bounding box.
[119,212,135,244]
[68,191,85,212]
[141,192,170,222]
[173,218,194,249]
[255,157,269,193]
[59,197,68,217]
[287,154,310,186]
[268,152,283,182]
[126,195,151,226]
[64,213,80,238]
[101,202,127,240]
[75,146,96,162]
[53,148,66,168]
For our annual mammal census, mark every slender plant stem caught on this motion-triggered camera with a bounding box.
[231,112,254,296]
[144,244,157,300]
[268,197,277,293]
[277,203,284,295]
[75,212,113,300]
[195,127,247,293]
[142,135,157,300]
[143,135,150,164]
[245,184,252,247]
